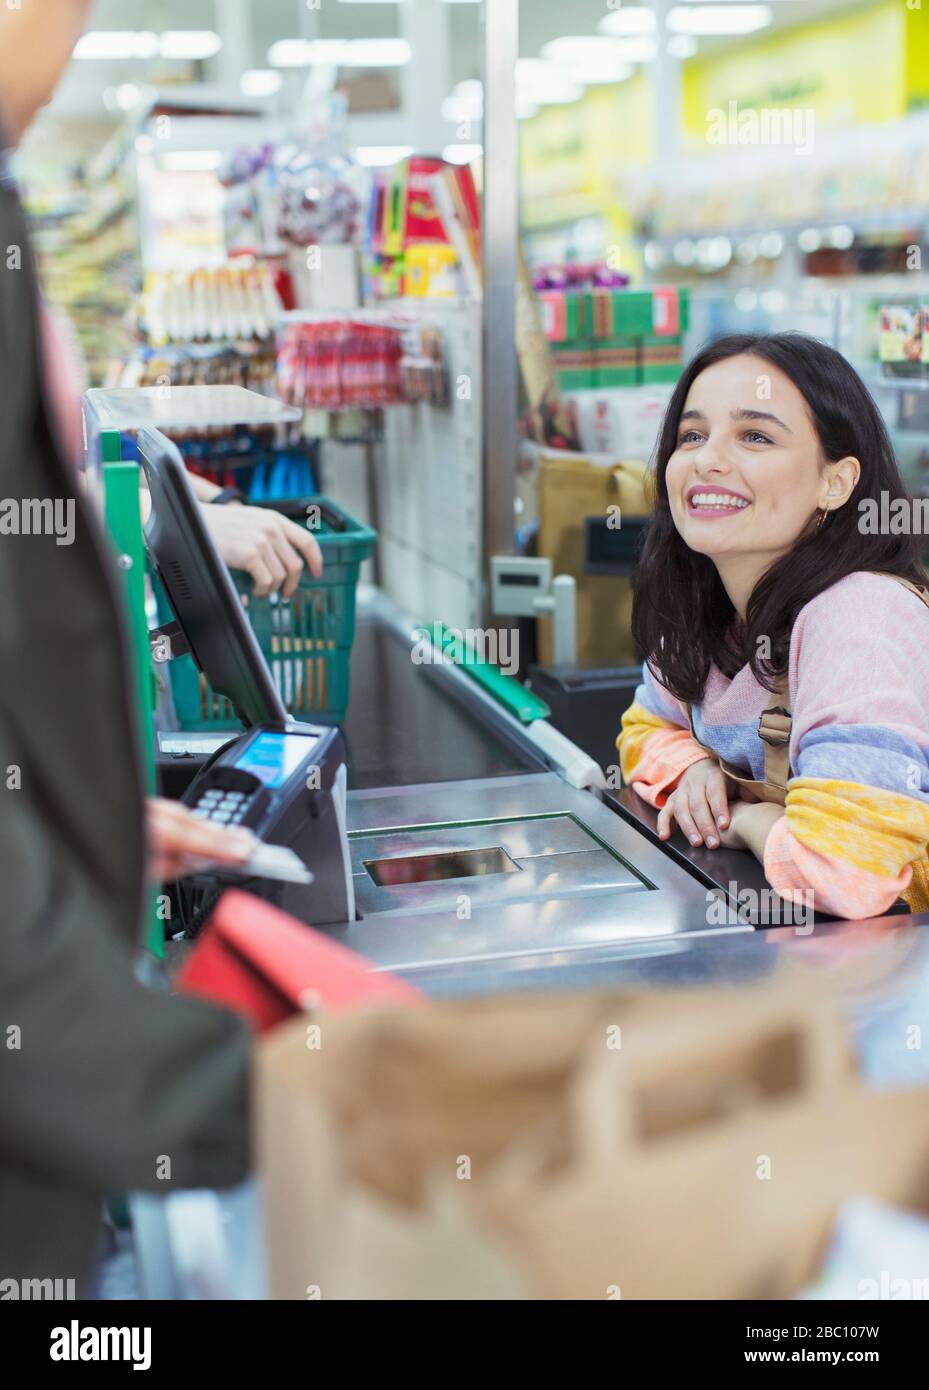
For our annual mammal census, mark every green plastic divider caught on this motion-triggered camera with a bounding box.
[101,429,162,959]
[416,621,551,725]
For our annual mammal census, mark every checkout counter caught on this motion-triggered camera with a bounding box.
[130,427,929,1297]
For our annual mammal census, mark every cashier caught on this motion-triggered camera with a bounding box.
[619,332,929,920]
[0,0,252,1293]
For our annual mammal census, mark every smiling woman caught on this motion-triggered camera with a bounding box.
[618,332,929,921]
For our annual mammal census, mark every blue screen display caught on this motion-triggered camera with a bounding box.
[234,732,312,788]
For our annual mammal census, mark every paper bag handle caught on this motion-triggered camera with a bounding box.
[571,987,851,1167]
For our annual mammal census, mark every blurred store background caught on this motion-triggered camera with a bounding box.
[16,0,929,673]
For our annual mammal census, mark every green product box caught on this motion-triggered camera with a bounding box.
[640,332,683,383]
[588,289,653,339]
[593,334,641,387]
[552,339,597,390]
[563,291,588,341]
[678,287,691,333]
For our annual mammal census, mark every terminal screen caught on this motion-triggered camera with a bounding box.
[235,732,311,788]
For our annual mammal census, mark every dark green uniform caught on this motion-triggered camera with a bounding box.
[0,151,249,1294]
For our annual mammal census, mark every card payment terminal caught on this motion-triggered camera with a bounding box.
[182,721,355,927]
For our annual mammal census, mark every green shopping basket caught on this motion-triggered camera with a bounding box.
[163,497,376,729]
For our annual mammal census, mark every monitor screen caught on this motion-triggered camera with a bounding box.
[137,426,286,727]
[235,732,314,788]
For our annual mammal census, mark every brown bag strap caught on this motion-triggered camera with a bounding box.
[684,677,790,806]
[681,573,929,807]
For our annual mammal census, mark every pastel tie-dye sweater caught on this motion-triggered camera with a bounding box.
[618,571,929,919]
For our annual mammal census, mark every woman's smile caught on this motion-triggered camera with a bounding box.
[685,485,752,518]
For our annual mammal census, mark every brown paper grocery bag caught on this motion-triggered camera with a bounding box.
[481,1006,929,1300]
[257,972,929,1300]
[537,452,651,668]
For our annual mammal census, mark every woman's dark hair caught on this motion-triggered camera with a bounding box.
[632,331,925,702]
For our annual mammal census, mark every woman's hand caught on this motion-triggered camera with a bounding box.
[146,797,258,882]
[656,758,736,848]
[716,799,785,859]
[200,503,323,598]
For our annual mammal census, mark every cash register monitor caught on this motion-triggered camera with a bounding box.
[137,425,286,727]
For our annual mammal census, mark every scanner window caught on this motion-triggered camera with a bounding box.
[363,846,520,887]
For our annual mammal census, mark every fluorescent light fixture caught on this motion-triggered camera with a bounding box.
[268,40,313,67]
[442,143,483,165]
[541,37,634,83]
[598,7,656,37]
[761,289,787,314]
[827,225,855,250]
[240,69,283,97]
[74,30,159,60]
[667,35,699,59]
[516,59,583,106]
[160,150,224,172]
[269,38,411,68]
[159,31,223,61]
[354,145,413,167]
[347,39,411,66]
[797,227,822,253]
[668,5,772,36]
[116,83,143,110]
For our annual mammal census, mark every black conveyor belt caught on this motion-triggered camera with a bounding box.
[341,610,532,790]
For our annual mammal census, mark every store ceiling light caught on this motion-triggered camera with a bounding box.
[159,32,223,61]
[598,8,656,37]
[827,225,855,250]
[160,150,224,172]
[540,37,634,84]
[268,38,411,68]
[516,60,583,106]
[346,40,411,66]
[667,35,699,59]
[74,31,160,60]
[240,69,284,97]
[354,145,414,167]
[444,79,483,121]
[116,83,143,111]
[668,6,772,36]
[443,143,483,165]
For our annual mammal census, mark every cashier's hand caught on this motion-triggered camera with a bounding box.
[656,757,738,850]
[146,798,258,882]
[716,799,785,859]
[200,503,323,598]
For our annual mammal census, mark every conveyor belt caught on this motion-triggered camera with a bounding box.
[341,607,533,789]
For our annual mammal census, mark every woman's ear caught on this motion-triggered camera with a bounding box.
[820,455,861,512]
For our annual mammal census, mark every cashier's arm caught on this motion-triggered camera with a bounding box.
[657,758,784,858]
[139,474,323,598]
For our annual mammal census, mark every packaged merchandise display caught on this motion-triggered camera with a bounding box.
[878,303,925,378]
[277,313,448,410]
[138,264,283,346]
[538,282,689,391]
[364,155,480,300]
[220,140,362,256]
